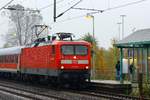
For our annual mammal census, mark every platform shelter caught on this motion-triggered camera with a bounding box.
[115,29,150,83]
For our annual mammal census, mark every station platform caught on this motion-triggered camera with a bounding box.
[90,80,132,94]
[91,80,131,84]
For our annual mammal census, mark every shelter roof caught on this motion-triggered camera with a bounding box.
[115,28,150,48]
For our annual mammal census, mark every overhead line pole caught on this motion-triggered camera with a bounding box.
[92,15,95,79]
[54,0,56,22]
[53,0,82,22]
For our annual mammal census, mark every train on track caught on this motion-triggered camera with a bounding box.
[0,33,91,84]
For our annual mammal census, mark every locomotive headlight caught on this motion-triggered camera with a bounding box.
[61,66,64,69]
[85,66,89,69]
[73,56,77,59]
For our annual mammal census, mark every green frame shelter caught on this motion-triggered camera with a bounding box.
[115,28,150,83]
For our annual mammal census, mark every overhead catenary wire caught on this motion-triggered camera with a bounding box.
[72,7,104,13]
[105,0,147,11]
[56,0,80,9]
[74,0,147,15]
[50,0,147,24]
[0,0,15,11]
[39,0,65,10]
[56,0,83,18]
[50,14,85,25]
[2,0,145,27]
[39,0,81,11]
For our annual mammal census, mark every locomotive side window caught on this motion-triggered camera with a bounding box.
[75,45,87,55]
[52,45,55,55]
[61,45,74,55]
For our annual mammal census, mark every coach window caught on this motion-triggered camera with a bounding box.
[10,55,13,63]
[4,56,6,63]
[6,55,9,63]
[9,55,11,63]
[11,55,13,63]
[2,56,4,63]
[1,56,3,63]
[15,55,18,63]
[0,56,3,63]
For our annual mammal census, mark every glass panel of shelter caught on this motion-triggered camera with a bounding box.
[148,47,150,81]
[125,48,146,81]
[143,48,148,81]
[124,48,149,82]
[128,48,137,82]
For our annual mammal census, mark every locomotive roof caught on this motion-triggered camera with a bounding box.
[0,46,24,56]
[52,40,91,46]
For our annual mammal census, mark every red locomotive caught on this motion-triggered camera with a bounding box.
[0,33,91,83]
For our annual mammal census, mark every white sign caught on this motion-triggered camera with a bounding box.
[123,59,128,73]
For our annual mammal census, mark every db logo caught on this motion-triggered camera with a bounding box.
[72,60,78,64]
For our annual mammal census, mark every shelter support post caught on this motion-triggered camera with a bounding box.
[146,47,149,81]
[127,49,130,80]
[120,48,124,84]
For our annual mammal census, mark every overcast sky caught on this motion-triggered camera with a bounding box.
[0,0,150,49]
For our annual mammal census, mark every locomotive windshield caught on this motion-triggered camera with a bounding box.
[61,45,74,55]
[61,45,87,55]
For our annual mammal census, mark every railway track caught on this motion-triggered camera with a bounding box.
[0,81,66,100]
[0,79,149,100]
[0,80,102,100]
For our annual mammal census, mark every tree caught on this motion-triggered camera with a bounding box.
[95,47,106,73]
[81,33,102,78]
[3,4,43,47]
[81,33,98,47]
[109,38,120,67]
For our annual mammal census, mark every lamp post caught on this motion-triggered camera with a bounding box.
[86,14,95,79]
[117,22,122,40]
[90,15,95,39]
[86,14,95,38]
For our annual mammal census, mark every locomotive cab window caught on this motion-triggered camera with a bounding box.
[61,45,88,55]
[61,45,74,55]
[75,45,87,55]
